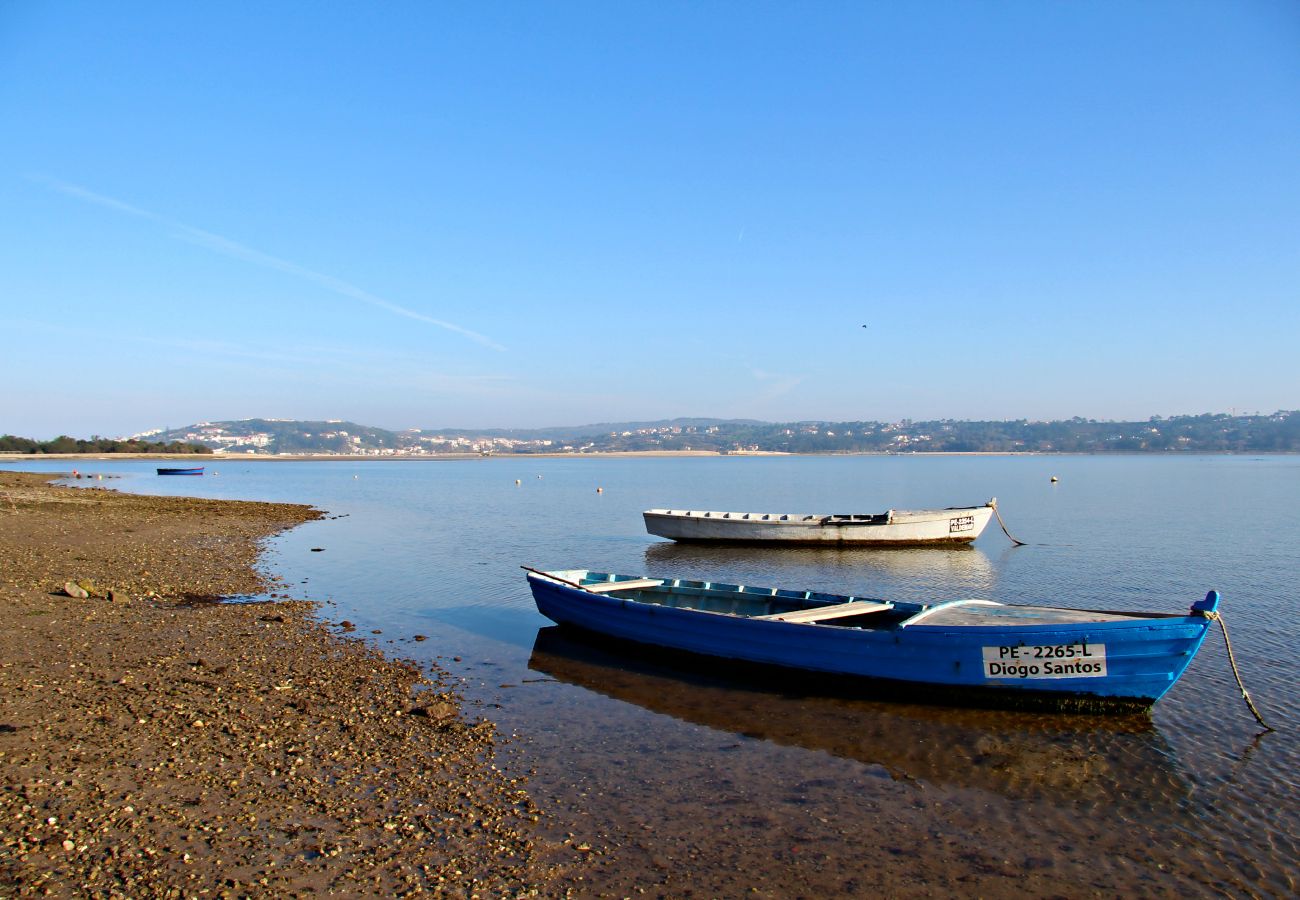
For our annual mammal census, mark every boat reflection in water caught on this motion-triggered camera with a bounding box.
[642,541,998,602]
[527,625,1190,805]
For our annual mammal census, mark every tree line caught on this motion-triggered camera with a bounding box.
[0,435,212,455]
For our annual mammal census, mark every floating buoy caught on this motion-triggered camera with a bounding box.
[596,487,603,493]
[516,479,521,485]
[1050,476,1059,483]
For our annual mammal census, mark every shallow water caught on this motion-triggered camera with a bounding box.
[12,454,1298,895]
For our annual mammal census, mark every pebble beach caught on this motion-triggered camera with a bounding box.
[0,471,579,897]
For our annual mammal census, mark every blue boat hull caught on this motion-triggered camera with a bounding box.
[526,573,1217,712]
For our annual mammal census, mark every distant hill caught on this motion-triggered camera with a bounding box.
[139,419,404,455]
[419,418,768,441]
[135,412,1300,455]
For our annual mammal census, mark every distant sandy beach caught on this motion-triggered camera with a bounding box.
[3,450,736,462]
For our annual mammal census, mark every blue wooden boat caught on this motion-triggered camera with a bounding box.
[156,466,204,476]
[523,568,1221,712]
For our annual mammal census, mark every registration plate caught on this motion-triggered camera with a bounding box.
[981,642,1108,679]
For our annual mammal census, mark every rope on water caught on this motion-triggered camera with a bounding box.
[1204,610,1272,732]
[990,499,1026,546]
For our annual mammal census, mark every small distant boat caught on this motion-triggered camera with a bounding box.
[523,568,1221,712]
[156,466,205,476]
[644,500,996,545]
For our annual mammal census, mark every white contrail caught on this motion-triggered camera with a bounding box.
[741,368,804,409]
[37,177,507,352]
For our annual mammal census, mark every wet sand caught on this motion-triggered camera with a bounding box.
[0,472,581,896]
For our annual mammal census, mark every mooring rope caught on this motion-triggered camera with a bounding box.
[990,500,1026,546]
[1204,610,1272,732]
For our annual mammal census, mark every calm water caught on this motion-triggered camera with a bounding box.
[10,454,1298,896]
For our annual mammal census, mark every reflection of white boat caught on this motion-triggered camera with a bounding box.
[643,542,997,592]
[644,500,996,545]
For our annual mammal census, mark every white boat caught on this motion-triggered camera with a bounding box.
[643,499,997,546]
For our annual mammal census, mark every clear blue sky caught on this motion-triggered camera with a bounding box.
[2,1,1297,439]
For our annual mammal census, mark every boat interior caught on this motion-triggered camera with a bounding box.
[540,570,1171,630]
[650,510,851,522]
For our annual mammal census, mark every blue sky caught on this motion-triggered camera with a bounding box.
[2,1,1297,438]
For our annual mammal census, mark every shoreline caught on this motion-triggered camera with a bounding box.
[2,449,1063,462]
[6,449,1282,463]
[0,472,573,894]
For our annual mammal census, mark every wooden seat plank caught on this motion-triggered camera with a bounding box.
[584,578,665,593]
[759,600,893,623]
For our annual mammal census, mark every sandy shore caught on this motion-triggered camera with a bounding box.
[0,472,576,896]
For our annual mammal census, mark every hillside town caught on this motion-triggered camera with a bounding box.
[106,411,1300,456]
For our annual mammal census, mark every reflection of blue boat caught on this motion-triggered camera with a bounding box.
[523,568,1220,713]
[157,466,204,476]
[527,626,1187,802]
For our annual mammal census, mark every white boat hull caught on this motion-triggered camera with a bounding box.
[644,503,995,545]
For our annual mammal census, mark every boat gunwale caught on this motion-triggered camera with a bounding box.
[643,504,991,523]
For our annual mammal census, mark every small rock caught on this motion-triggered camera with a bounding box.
[413,635,427,642]
[409,700,458,723]
[63,581,89,599]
